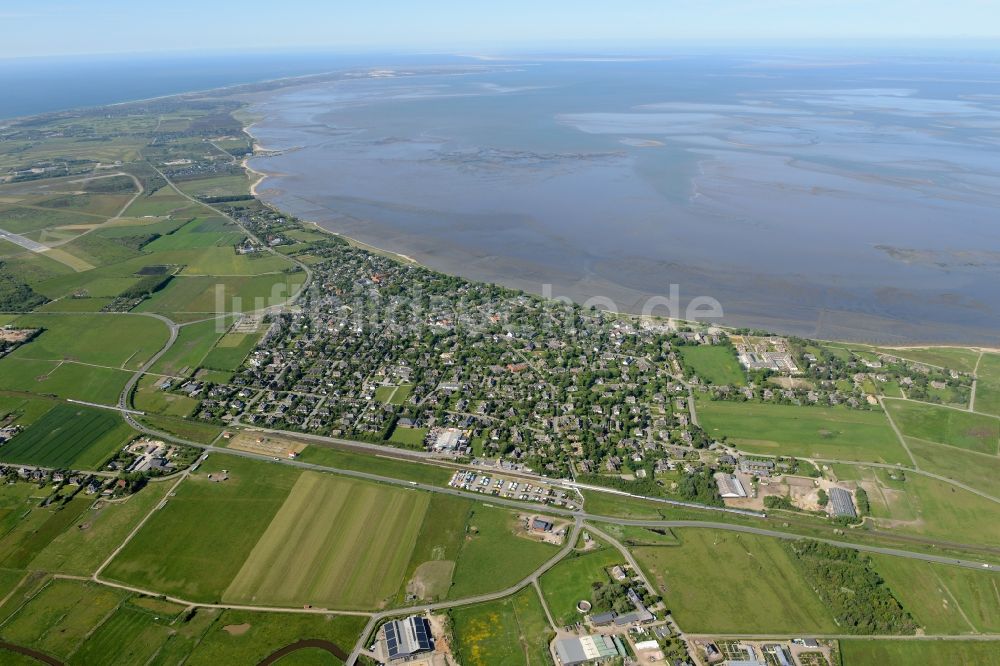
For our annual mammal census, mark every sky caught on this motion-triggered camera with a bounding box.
[2,0,1000,58]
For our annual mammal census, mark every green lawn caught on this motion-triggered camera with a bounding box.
[871,555,1000,634]
[698,399,907,463]
[0,497,93,570]
[852,345,983,373]
[840,639,1000,665]
[538,546,622,626]
[103,456,300,601]
[396,494,470,603]
[0,358,134,404]
[678,345,746,386]
[388,426,429,449]
[883,399,998,454]
[450,586,553,666]
[135,273,305,313]
[295,445,453,486]
[633,529,837,633]
[200,330,264,371]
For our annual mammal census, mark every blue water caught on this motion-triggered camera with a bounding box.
[0,52,463,119]
[247,54,1000,343]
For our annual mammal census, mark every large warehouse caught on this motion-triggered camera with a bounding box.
[383,615,434,660]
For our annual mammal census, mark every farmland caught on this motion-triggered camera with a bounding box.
[450,586,553,666]
[697,399,907,463]
[975,352,1000,417]
[223,471,430,609]
[633,529,837,633]
[0,403,130,468]
[103,456,300,601]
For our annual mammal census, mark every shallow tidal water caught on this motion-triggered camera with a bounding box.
[245,55,1000,344]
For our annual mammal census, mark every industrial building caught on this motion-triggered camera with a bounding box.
[714,472,747,498]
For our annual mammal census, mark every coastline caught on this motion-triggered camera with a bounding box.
[239,118,999,352]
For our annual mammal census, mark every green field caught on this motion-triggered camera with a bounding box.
[201,330,264,371]
[0,578,124,660]
[633,529,837,633]
[698,399,906,463]
[136,273,305,313]
[0,403,130,468]
[840,639,1000,665]
[3,312,169,370]
[223,471,430,610]
[148,317,229,377]
[852,345,983,374]
[186,610,365,666]
[397,494,470,603]
[538,546,623,626]
[974,353,1000,418]
[103,456,300,601]
[71,604,175,666]
[678,345,746,386]
[374,384,414,405]
[906,437,1000,497]
[294,445,453,486]
[388,426,428,448]
[883,399,998,454]
[448,507,558,599]
[30,480,175,576]
[871,555,1000,634]
[0,357,134,404]
[450,586,553,666]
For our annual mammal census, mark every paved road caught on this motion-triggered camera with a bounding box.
[0,227,48,252]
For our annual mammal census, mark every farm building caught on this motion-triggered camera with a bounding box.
[383,615,433,661]
[714,472,747,498]
[554,634,626,666]
[829,487,857,518]
[738,458,775,477]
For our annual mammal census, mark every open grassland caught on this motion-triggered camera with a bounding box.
[30,480,175,576]
[397,494,471,603]
[295,444,453,486]
[201,330,264,371]
[0,403,130,469]
[151,246,294,276]
[975,352,1000,417]
[148,317,229,377]
[840,639,1000,665]
[0,357,133,404]
[539,546,622,626]
[142,217,244,251]
[633,530,837,633]
[72,604,176,666]
[448,507,559,599]
[678,345,746,386]
[849,345,984,374]
[186,609,365,666]
[137,413,223,444]
[906,438,1000,497]
[175,174,251,200]
[103,456,300,601]
[133,373,200,417]
[4,312,169,370]
[135,272,305,313]
[0,496,92,570]
[224,472,430,610]
[698,399,906,463]
[870,473,1000,547]
[871,555,1000,634]
[450,586,553,666]
[884,399,999,454]
[0,578,124,661]
[388,426,429,449]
